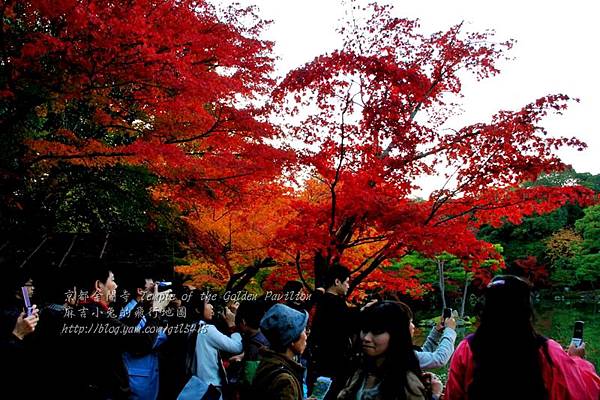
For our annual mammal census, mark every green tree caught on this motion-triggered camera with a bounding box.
[16,164,176,233]
[393,246,503,317]
[574,205,600,288]
[478,169,599,284]
[525,168,600,192]
[545,228,582,287]
[478,206,582,266]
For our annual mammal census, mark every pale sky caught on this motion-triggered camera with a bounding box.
[227,0,599,177]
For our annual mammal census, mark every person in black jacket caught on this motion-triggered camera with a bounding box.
[307,264,360,399]
[29,265,79,399]
[0,270,39,392]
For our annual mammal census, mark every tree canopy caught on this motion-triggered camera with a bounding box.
[265,2,596,294]
[1,0,289,233]
[2,0,597,296]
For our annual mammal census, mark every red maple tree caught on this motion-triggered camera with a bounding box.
[1,0,290,222]
[267,2,597,295]
[3,1,597,298]
[514,256,549,286]
[176,182,298,291]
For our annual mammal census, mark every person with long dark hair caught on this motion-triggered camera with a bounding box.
[338,301,443,400]
[192,293,243,397]
[445,275,600,400]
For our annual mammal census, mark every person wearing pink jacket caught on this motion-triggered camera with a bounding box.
[445,275,600,400]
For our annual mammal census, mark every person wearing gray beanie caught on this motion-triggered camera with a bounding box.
[250,304,309,400]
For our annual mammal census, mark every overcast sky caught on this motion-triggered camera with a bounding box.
[227,0,599,177]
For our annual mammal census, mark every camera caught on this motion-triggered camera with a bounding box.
[157,281,172,292]
[441,308,453,327]
[212,298,227,317]
[443,307,452,319]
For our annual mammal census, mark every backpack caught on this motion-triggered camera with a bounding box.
[240,335,268,385]
[239,360,260,386]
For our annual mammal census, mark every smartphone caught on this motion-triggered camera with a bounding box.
[21,286,33,317]
[443,307,452,320]
[310,376,332,400]
[570,321,584,348]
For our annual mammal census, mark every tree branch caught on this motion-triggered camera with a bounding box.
[226,257,277,293]
[295,251,312,292]
[328,88,353,237]
[381,21,465,158]
[30,151,135,165]
[347,250,388,296]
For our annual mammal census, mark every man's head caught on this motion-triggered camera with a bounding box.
[236,300,267,334]
[78,260,118,306]
[283,280,303,296]
[324,264,350,296]
[2,268,34,304]
[123,276,155,304]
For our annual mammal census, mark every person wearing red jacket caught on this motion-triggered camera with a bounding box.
[445,275,600,400]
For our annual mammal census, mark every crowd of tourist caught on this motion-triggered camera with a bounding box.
[2,261,599,399]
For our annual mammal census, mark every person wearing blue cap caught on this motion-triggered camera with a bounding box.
[250,303,309,400]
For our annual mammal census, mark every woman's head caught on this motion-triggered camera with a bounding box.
[361,329,390,358]
[480,275,535,333]
[189,289,215,322]
[203,300,214,321]
[360,301,413,359]
[359,301,422,399]
[469,275,547,400]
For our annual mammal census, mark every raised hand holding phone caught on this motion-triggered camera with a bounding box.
[570,321,584,348]
[21,286,34,317]
[437,308,457,331]
[13,290,39,341]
